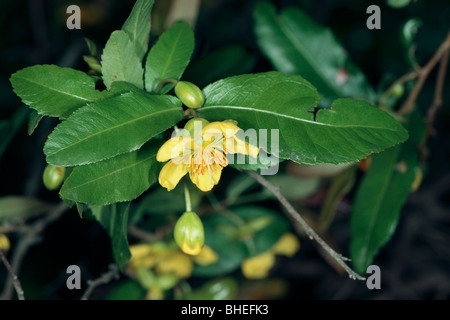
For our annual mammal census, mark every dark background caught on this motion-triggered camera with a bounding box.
[0,0,449,299]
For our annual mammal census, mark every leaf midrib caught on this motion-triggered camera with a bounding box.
[201,104,404,132]
[46,106,181,158]
[62,151,157,192]
[17,76,96,103]
[157,27,184,85]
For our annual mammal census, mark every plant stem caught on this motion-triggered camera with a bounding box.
[81,264,119,300]
[154,78,178,93]
[184,182,192,212]
[246,171,365,281]
[0,201,68,300]
[398,31,450,115]
[0,249,24,300]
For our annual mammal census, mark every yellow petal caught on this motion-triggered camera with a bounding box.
[159,160,189,191]
[189,164,222,192]
[156,136,192,162]
[202,121,240,142]
[224,135,259,158]
[193,245,219,266]
[241,252,275,279]
[155,252,193,278]
[272,232,300,258]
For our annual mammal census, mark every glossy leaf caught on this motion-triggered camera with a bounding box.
[254,3,376,105]
[198,72,408,165]
[60,141,162,205]
[102,30,144,90]
[121,0,155,60]
[10,65,106,118]
[350,112,425,273]
[144,22,194,94]
[44,91,182,166]
[90,203,131,269]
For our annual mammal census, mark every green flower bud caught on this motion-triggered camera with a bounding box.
[174,211,205,255]
[184,118,209,137]
[174,81,204,109]
[43,164,65,191]
[389,83,405,98]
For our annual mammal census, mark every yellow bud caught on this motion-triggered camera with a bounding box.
[241,252,275,279]
[0,234,10,252]
[272,232,300,258]
[174,211,205,256]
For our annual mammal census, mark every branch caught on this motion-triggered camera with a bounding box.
[419,46,450,162]
[0,249,24,300]
[0,201,68,300]
[398,31,450,115]
[81,264,119,300]
[246,171,365,281]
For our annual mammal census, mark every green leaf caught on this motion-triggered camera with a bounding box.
[44,91,182,166]
[90,203,131,269]
[60,141,162,205]
[10,65,107,118]
[183,45,256,88]
[101,30,144,90]
[0,105,28,158]
[350,111,425,273]
[130,186,201,223]
[121,0,155,61]
[254,3,376,105]
[28,110,43,136]
[193,206,289,277]
[387,0,411,9]
[227,149,280,172]
[0,196,56,223]
[267,174,321,201]
[105,280,145,300]
[144,22,194,93]
[233,206,289,255]
[198,72,408,165]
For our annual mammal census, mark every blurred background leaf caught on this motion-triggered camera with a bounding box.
[350,111,425,273]
[254,2,376,106]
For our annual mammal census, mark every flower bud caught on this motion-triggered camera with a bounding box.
[184,118,209,137]
[174,81,204,109]
[43,164,66,191]
[174,211,205,255]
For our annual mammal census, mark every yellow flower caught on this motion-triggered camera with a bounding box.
[0,234,10,252]
[272,232,300,258]
[128,244,157,269]
[145,287,164,300]
[241,252,275,279]
[193,245,219,266]
[156,120,259,192]
[155,252,193,278]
